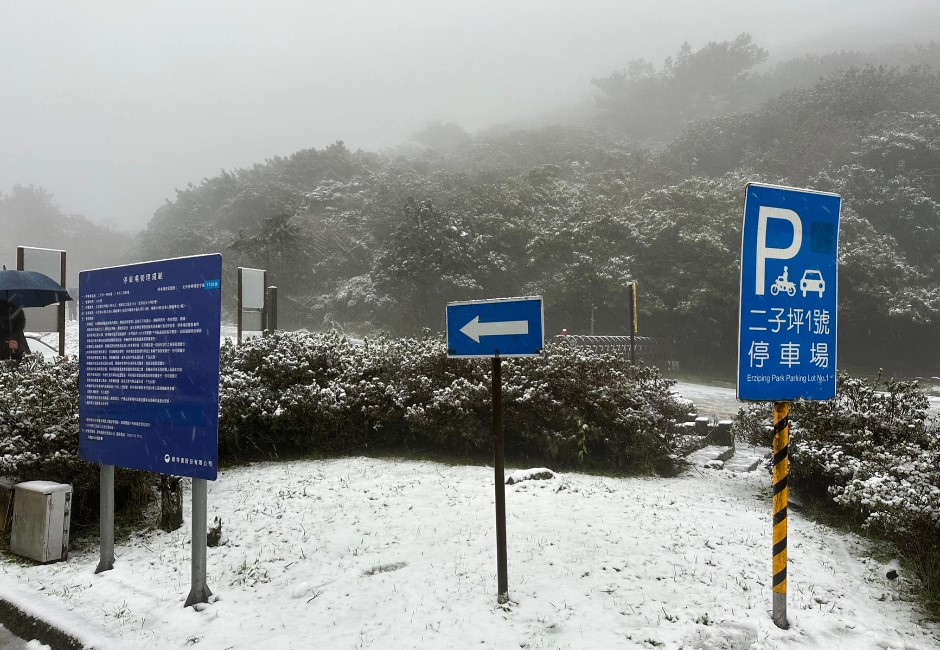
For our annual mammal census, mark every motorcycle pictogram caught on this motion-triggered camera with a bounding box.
[769,266,796,297]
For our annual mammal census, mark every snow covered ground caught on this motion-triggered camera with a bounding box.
[1,458,938,649]
[671,381,740,420]
[671,380,940,421]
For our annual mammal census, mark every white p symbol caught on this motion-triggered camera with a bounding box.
[756,206,802,295]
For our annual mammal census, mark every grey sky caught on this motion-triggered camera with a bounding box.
[1,0,937,231]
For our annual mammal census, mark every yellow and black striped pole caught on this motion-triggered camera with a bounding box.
[772,401,790,629]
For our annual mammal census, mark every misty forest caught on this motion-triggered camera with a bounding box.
[6,34,940,375]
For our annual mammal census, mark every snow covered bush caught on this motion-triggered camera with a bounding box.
[794,372,940,602]
[733,371,940,599]
[217,330,483,456]
[502,341,686,469]
[787,372,935,531]
[382,335,491,450]
[218,331,369,456]
[0,356,81,481]
[731,405,774,448]
[0,356,153,524]
[218,331,686,471]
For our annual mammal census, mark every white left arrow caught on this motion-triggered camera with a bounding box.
[460,316,529,343]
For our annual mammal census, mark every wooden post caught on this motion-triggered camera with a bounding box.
[265,286,278,334]
[160,475,184,532]
[236,267,243,343]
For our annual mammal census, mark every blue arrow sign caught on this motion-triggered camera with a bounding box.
[738,183,841,402]
[447,297,544,358]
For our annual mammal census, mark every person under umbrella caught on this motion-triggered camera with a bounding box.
[0,269,72,360]
[0,299,29,363]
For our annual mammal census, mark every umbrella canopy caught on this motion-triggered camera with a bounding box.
[0,270,72,308]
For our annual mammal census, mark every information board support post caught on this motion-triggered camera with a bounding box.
[57,251,66,357]
[772,401,790,629]
[95,464,114,574]
[265,286,278,333]
[492,355,509,603]
[185,478,212,607]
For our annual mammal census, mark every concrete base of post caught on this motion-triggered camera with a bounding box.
[773,592,788,629]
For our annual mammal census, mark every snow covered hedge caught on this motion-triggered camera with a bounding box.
[734,372,940,592]
[789,373,939,540]
[0,356,153,523]
[218,330,687,470]
[0,332,686,525]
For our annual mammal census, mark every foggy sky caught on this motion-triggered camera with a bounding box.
[2,0,938,231]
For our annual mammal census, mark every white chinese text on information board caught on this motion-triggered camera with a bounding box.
[79,255,222,480]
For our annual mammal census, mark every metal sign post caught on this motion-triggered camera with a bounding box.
[492,356,508,601]
[265,286,278,333]
[446,296,544,603]
[736,183,841,629]
[772,402,790,628]
[185,479,212,607]
[95,464,114,574]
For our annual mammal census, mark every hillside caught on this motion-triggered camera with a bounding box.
[132,38,940,375]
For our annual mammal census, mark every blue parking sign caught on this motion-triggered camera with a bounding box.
[738,184,841,401]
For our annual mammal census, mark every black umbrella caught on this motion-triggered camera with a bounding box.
[0,270,72,308]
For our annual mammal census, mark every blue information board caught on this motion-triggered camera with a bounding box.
[738,184,841,401]
[79,255,222,480]
[446,297,544,358]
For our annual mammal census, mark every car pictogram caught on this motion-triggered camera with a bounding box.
[800,269,825,298]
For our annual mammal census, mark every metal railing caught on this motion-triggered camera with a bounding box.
[555,334,679,370]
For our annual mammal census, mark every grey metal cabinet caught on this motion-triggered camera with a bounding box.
[10,481,72,563]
